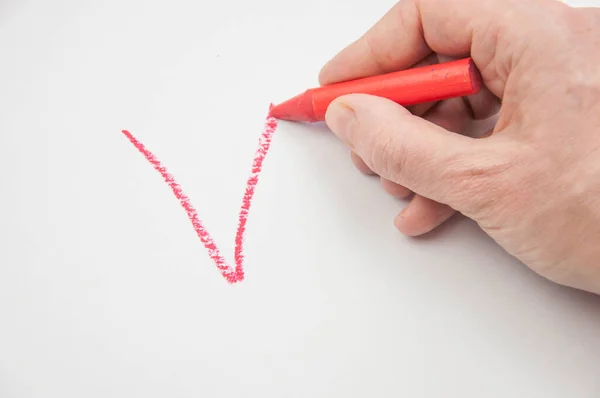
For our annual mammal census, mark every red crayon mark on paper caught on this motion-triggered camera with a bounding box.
[121,107,278,283]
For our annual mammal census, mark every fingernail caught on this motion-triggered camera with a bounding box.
[480,129,494,138]
[325,100,357,144]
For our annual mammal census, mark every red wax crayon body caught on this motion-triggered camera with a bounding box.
[270,58,482,122]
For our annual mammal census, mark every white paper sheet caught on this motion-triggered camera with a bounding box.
[1,0,600,396]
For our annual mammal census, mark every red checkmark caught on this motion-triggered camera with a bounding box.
[121,108,278,283]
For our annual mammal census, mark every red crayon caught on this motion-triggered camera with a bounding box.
[270,57,482,122]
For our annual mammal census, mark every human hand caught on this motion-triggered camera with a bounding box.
[320,0,600,294]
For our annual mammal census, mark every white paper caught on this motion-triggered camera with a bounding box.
[1,0,600,397]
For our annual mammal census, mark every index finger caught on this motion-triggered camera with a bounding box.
[318,0,555,96]
[319,0,431,85]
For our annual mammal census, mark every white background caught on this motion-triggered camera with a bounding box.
[1,0,600,397]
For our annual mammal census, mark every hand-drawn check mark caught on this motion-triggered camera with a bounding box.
[121,109,278,283]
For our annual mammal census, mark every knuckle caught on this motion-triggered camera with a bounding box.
[363,33,390,74]
[443,141,521,217]
[368,124,409,182]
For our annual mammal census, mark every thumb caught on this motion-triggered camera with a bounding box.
[325,93,488,211]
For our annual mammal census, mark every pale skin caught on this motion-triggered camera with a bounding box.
[320,0,600,294]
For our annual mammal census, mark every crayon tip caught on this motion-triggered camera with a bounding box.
[269,91,316,122]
